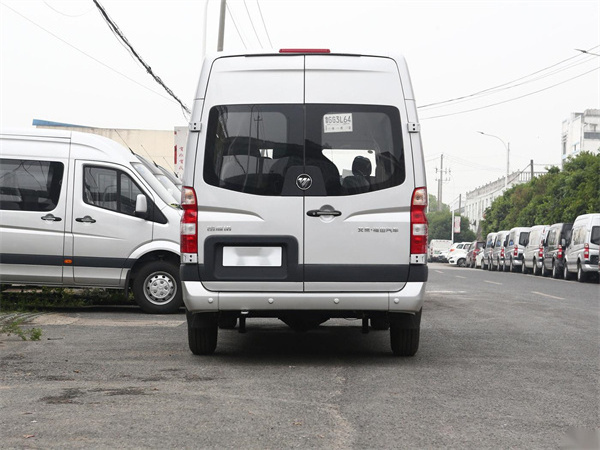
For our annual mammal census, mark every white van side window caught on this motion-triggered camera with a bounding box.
[84,166,143,216]
[0,158,63,211]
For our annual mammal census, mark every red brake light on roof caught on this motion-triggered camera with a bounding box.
[279,49,331,53]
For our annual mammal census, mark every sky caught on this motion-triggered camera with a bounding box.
[1,0,599,207]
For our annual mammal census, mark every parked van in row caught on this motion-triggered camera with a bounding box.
[563,214,600,282]
[428,239,452,262]
[482,232,497,270]
[522,225,549,275]
[490,230,509,271]
[541,222,573,278]
[504,227,531,272]
[0,129,183,313]
[181,50,428,356]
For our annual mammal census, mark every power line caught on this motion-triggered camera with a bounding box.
[418,45,599,110]
[92,0,191,115]
[43,1,93,17]
[256,0,273,48]
[421,66,599,120]
[1,2,176,106]
[226,2,248,49]
[243,0,263,48]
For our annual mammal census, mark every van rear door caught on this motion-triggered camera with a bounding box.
[303,55,414,291]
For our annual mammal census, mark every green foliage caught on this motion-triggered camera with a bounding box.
[0,318,42,341]
[0,287,134,310]
[427,210,476,242]
[481,152,600,236]
[428,193,449,212]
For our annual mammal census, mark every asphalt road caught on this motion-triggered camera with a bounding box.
[1,264,598,449]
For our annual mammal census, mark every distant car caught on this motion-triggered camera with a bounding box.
[448,242,470,266]
[541,222,573,278]
[482,232,497,270]
[428,239,453,262]
[466,241,485,268]
[490,230,509,271]
[522,225,549,275]
[504,227,531,272]
[563,213,600,282]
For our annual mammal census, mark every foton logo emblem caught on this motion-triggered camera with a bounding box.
[358,227,399,233]
[207,226,232,232]
[296,174,312,190]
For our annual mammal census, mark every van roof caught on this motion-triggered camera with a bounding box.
[0,128,139,165]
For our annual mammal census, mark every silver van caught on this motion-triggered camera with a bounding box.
[181,50,428,356]
[482,232,497,270]
[563,213,600,282]
[504,227,531,272]
[490,230,509,271]
[0,129,183,313]
[522,225,549,275]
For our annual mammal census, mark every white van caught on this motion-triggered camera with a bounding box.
[181,50,428,356]
[563,213,600,282]
[0,129,183,313]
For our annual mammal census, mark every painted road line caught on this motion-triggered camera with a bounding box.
[427,291,467,294]
[532,291,565,300]
[435,270,444,274]
[484,280,502,285]
[455,276,467,279]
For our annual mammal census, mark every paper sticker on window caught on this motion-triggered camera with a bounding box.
[324,113,353,133]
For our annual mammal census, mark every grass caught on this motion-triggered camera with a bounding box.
[0,317,42,341]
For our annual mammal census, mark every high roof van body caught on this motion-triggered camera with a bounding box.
[564,213,600,282]
[181,50,428,356]
[0,129,183,313]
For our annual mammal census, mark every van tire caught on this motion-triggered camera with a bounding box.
[552,261,562,279]
[577,263,588,283]
[564,264,574,281]
[218,316,238,329]
[133,261,182,314]
[389,309,421,356]
[187,312,218,355]
[533,259,541,276]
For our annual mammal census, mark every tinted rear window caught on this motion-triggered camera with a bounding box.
[591,226,600,245]
[519,232,529,246]
[204,104,405,196]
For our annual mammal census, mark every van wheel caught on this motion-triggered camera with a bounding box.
[552,261,562,279]
[564,264,574,281]
[370,317,390,330]
[187,311,218,355]
[533,259,541,276]
[521,261,528,274]
[457,258,466,267]
[577,263,588,283]
[542,261,551,277]
[389,309,421,356]
[133,261,182,314]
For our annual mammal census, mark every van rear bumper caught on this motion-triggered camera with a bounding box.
[182,281,425,314]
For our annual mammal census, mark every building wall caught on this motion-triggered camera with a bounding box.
[561,109,600,166]
[34,121,176,171]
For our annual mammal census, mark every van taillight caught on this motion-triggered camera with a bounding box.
[538,246,544,258]
[500,248,504,258]
[180,186,198,255]
[514,247,518,257]
[557,245,563,259]
[410,187,428,256]
[584,243,590,259]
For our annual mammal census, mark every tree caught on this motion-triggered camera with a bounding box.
[427,210,476,242]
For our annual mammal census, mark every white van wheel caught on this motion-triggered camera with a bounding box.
[389,309,421,356]
[187,311,218,355]
[133,261,182,314]
[577,263,588,283]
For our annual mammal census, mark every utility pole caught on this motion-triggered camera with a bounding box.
[217,0,226,52]
[530,159,534,181]
[437,154,443,211]
[458,194,461,215]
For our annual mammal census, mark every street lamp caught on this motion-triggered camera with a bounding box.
[477,131,510,188]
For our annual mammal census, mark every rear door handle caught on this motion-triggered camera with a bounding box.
[76,215,96,223]
[41,214,62,222]
[306,209,342,217]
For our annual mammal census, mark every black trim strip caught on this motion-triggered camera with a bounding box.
[0,253,134,268]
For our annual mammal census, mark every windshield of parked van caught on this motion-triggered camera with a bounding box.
[132,162,180,207]
[204,104,405,196]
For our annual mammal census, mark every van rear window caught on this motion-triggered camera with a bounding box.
[203,104,405,196]
[0,159,63,211]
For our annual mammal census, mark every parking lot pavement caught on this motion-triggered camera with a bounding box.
[0,272,598,449]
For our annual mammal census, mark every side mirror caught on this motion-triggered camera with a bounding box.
[135,194,148,218]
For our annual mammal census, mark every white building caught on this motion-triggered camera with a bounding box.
[463,166,547,235]
[561,109,600,166]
